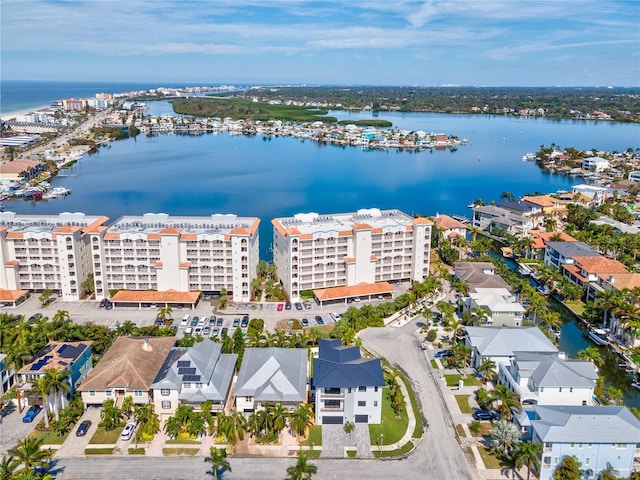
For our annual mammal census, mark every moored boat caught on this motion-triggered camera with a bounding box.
[587,328,610,346]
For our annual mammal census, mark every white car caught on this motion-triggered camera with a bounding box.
[330,313,342,321]
[180,315,191,326]
[120,422,136,441]
[185,327,193,335]
[198,317,208,326]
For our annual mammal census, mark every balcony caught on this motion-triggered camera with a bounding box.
[320,407,344,412]
[320,392,344,398]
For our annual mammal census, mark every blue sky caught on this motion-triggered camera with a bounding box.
[2,0,639,86]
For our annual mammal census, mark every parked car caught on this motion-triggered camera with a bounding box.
[304,301,312,310]
[285,302,292,310]
[105,301,113,310]
[180,315,190,326]
[473,410,499,421]
[221,327,229,337]
[315,315,324,325]
[277,303,284,311]
[76,420,92,437]
[190,316,199,326]
[120,422,136,441]
[203,327,211,336]
[330,313,341,321]
[216,317,224,327]
[294,303,303,311]
[28,313,43,322]
[241,315,249,328]
[99,298,108,308]
[301,318,310,327]
[211,327,219,337]
[194,327,202,335]
[434,350,453,358]
[185,327,193,335]
[232,318,240,328]
[208,316,216,325]
[198,317,208,326]
[22,404,42,423]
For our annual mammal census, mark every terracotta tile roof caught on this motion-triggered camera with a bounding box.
[154,262,163,268]
[600,273,640,291]
[159,228,181,235]
[530,230,577,249]
[0,288,28,301]
[344,257,355,264]
[372,228,383,234]
[180,233,198,241]
[433,214,468,231]
[6,232,24,239]
[338,230,353,237]
[522,195,568,208]
[82,216,110,234]
[405,225,413,231]
[19,341,92,375]
[78,337,175,392]
[300,234,313,240]
[0,159,40,174]
[104,232,120,240]
[413,217,433,225]
[573,256,629,274]
[111,289,200,303]
[179,262,190,268]
[54,226,81,234]
[4,260,20,266]
[314,282,395,301]
[562,264,589,282]
[353,223,372,230]
[147,233,161,240]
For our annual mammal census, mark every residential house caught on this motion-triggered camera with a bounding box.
[464,288,525,327]
[234,348,308,413]
[313,339,385,425]
[78,336,175,408]
[16,341,93,412]
[561,255,629,301]
[528,230,577,261]
[0,353,15,397]
[498,352,598,406]
[582,156,610,172]
[571,184,610,206]
[464,326,557,369]
[454,262,512,292]
[496,200,544,228]
[433,214,468,244]
[591,215,640,235]
[521,195,569,221]
[543,241,599,269]
[471,205,536,236]
[527,405,640,480]
[151,341,237,421]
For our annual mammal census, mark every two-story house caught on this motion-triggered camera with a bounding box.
[234,348,308,413]
[16,341,93,412]
[526,405,640,480]
[464,288,525,327]
[151,340,237,421]
[498,352,598,407]
[543,241,599,270]
[79,336,175,408]
[454,262,512,293]
[313,339,385,426]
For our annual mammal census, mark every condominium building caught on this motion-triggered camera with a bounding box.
[87,213,259,302]
[0,212,109,301]
[272,208,431,302]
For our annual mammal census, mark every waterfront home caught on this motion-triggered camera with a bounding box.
[433,213,468,244]
[524,405,640,480]
[543,241,599,269]
[464,326,557,370]
[528,230,577,260]
[454,262,512,292]
[79,336,175,408]
[496,200,543,225]
[561,255,628,300]
[571,184,610,206]
[272,208,431,303]
[521,195,569,220]
[150,341,236,421]
[313,339,385,426]
[463,288,525,327]
[582,156,610,173]
[471,204,536,236]
[0,159,43,188]
[16,341,92,412]
[497,351,597,406]
[0,212,110,302]
[234,348,308,413]
[591,215,640,235]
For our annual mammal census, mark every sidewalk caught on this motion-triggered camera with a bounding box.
[378,375,418,451]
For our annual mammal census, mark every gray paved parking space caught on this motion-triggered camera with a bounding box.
[55,408,102,457]
[0,403,41,454]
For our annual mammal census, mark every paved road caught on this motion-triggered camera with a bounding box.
[55,321,474,480]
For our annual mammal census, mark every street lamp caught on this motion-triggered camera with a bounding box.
[379,433,383,453]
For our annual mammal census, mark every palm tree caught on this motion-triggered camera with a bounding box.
[525,294,548,324]
[477,358,496,384]
[289,404,313,444]
[164,415,182,439]
[576,346,604,367]
[269,403,288,435]
[204,447,231,480]
[489,419,521,459]
[52,309,70,323]
[115,320,137,337]
[286,451,317,480]
[157,305,173,322]
[499,191,516,202]
[13,437,51,474]
[36,377,50,429]
[41,368,71,421]
[491,384,521,421]
[0,455,18,480]
[513,441,542,480]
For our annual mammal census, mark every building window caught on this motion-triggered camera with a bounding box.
[543,457,551,466]
[374,386,378,392]
[245,396,252,402]
[89,390,96,397]
[358,386,366,392]
[161,389,170,396]
[183,382,191,389]
[373,401,378,407]
[325,400,341,408]
[570,443,574,448]
[585,457,590,465]
[196,383,203,389]
[134,390,143,397]
[540,387,544,392]
[553,457,558,465]
[105,390,112,397]
[357,401,366,407]
[162,401,171,409]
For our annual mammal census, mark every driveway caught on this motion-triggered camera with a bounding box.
[55,407,102,457]
[0,402,41,454]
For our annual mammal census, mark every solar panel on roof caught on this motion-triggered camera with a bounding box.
[178,367,196,375]
[182,375,201,382]
[177,360,191,367]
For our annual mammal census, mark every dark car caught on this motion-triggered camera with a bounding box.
[221,327,229,337]
[99,298,108,308]
[232,318,240,328]
[285,303,292,310]
[105,301,113,310]
[241,315,249,328]
[190,316,199,326]
[22,404,42,423]
[295,303,303,311]
[216,317,224,327]
[301,318,310,327]
[209,316,216,325]
[28,313,43,322]
[315,315,324,325]
[76,420,92,437]
[473,410,499,421]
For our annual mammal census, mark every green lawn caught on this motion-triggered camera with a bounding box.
[430,359,439,369]
[565,300,586,316]
[28,428,69,445]
[346,449,357,458]
[300,425,322,447]
[399,376,424,439]
[128,448,146,455]
[372,441,414,458]
[89,425,123,444]
[85,448,114,455]
[455,424,466,437]
[454,395,473,414]
[162,448,199,455]
[478,445,510,469]
[165,438,201,445]
[369,387,408,446]
[444,374,481,387]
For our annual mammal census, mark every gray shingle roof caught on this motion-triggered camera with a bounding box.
[465,326,557,358]
[314,339,385,389]
[513,352,598,388]
[151,341,236,402]
[532,405,640,443]
[545,241,599,258]
[234,348,307,402]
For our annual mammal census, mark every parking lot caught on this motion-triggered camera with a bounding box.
[0,402,43,454]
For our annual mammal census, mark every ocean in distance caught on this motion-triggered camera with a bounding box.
[6,98,639,260]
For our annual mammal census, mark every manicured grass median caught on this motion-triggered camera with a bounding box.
[444,374,481,387]
[89,425,123,444]
[372,441,414,458]
[369,385,408,446]
[430,359,439,369]
[400,376,424,438]
[85,448,114,455]
[454,395,473,414]
[162,448,199,455]
[128,447,146,455]
[165,438,201,445]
